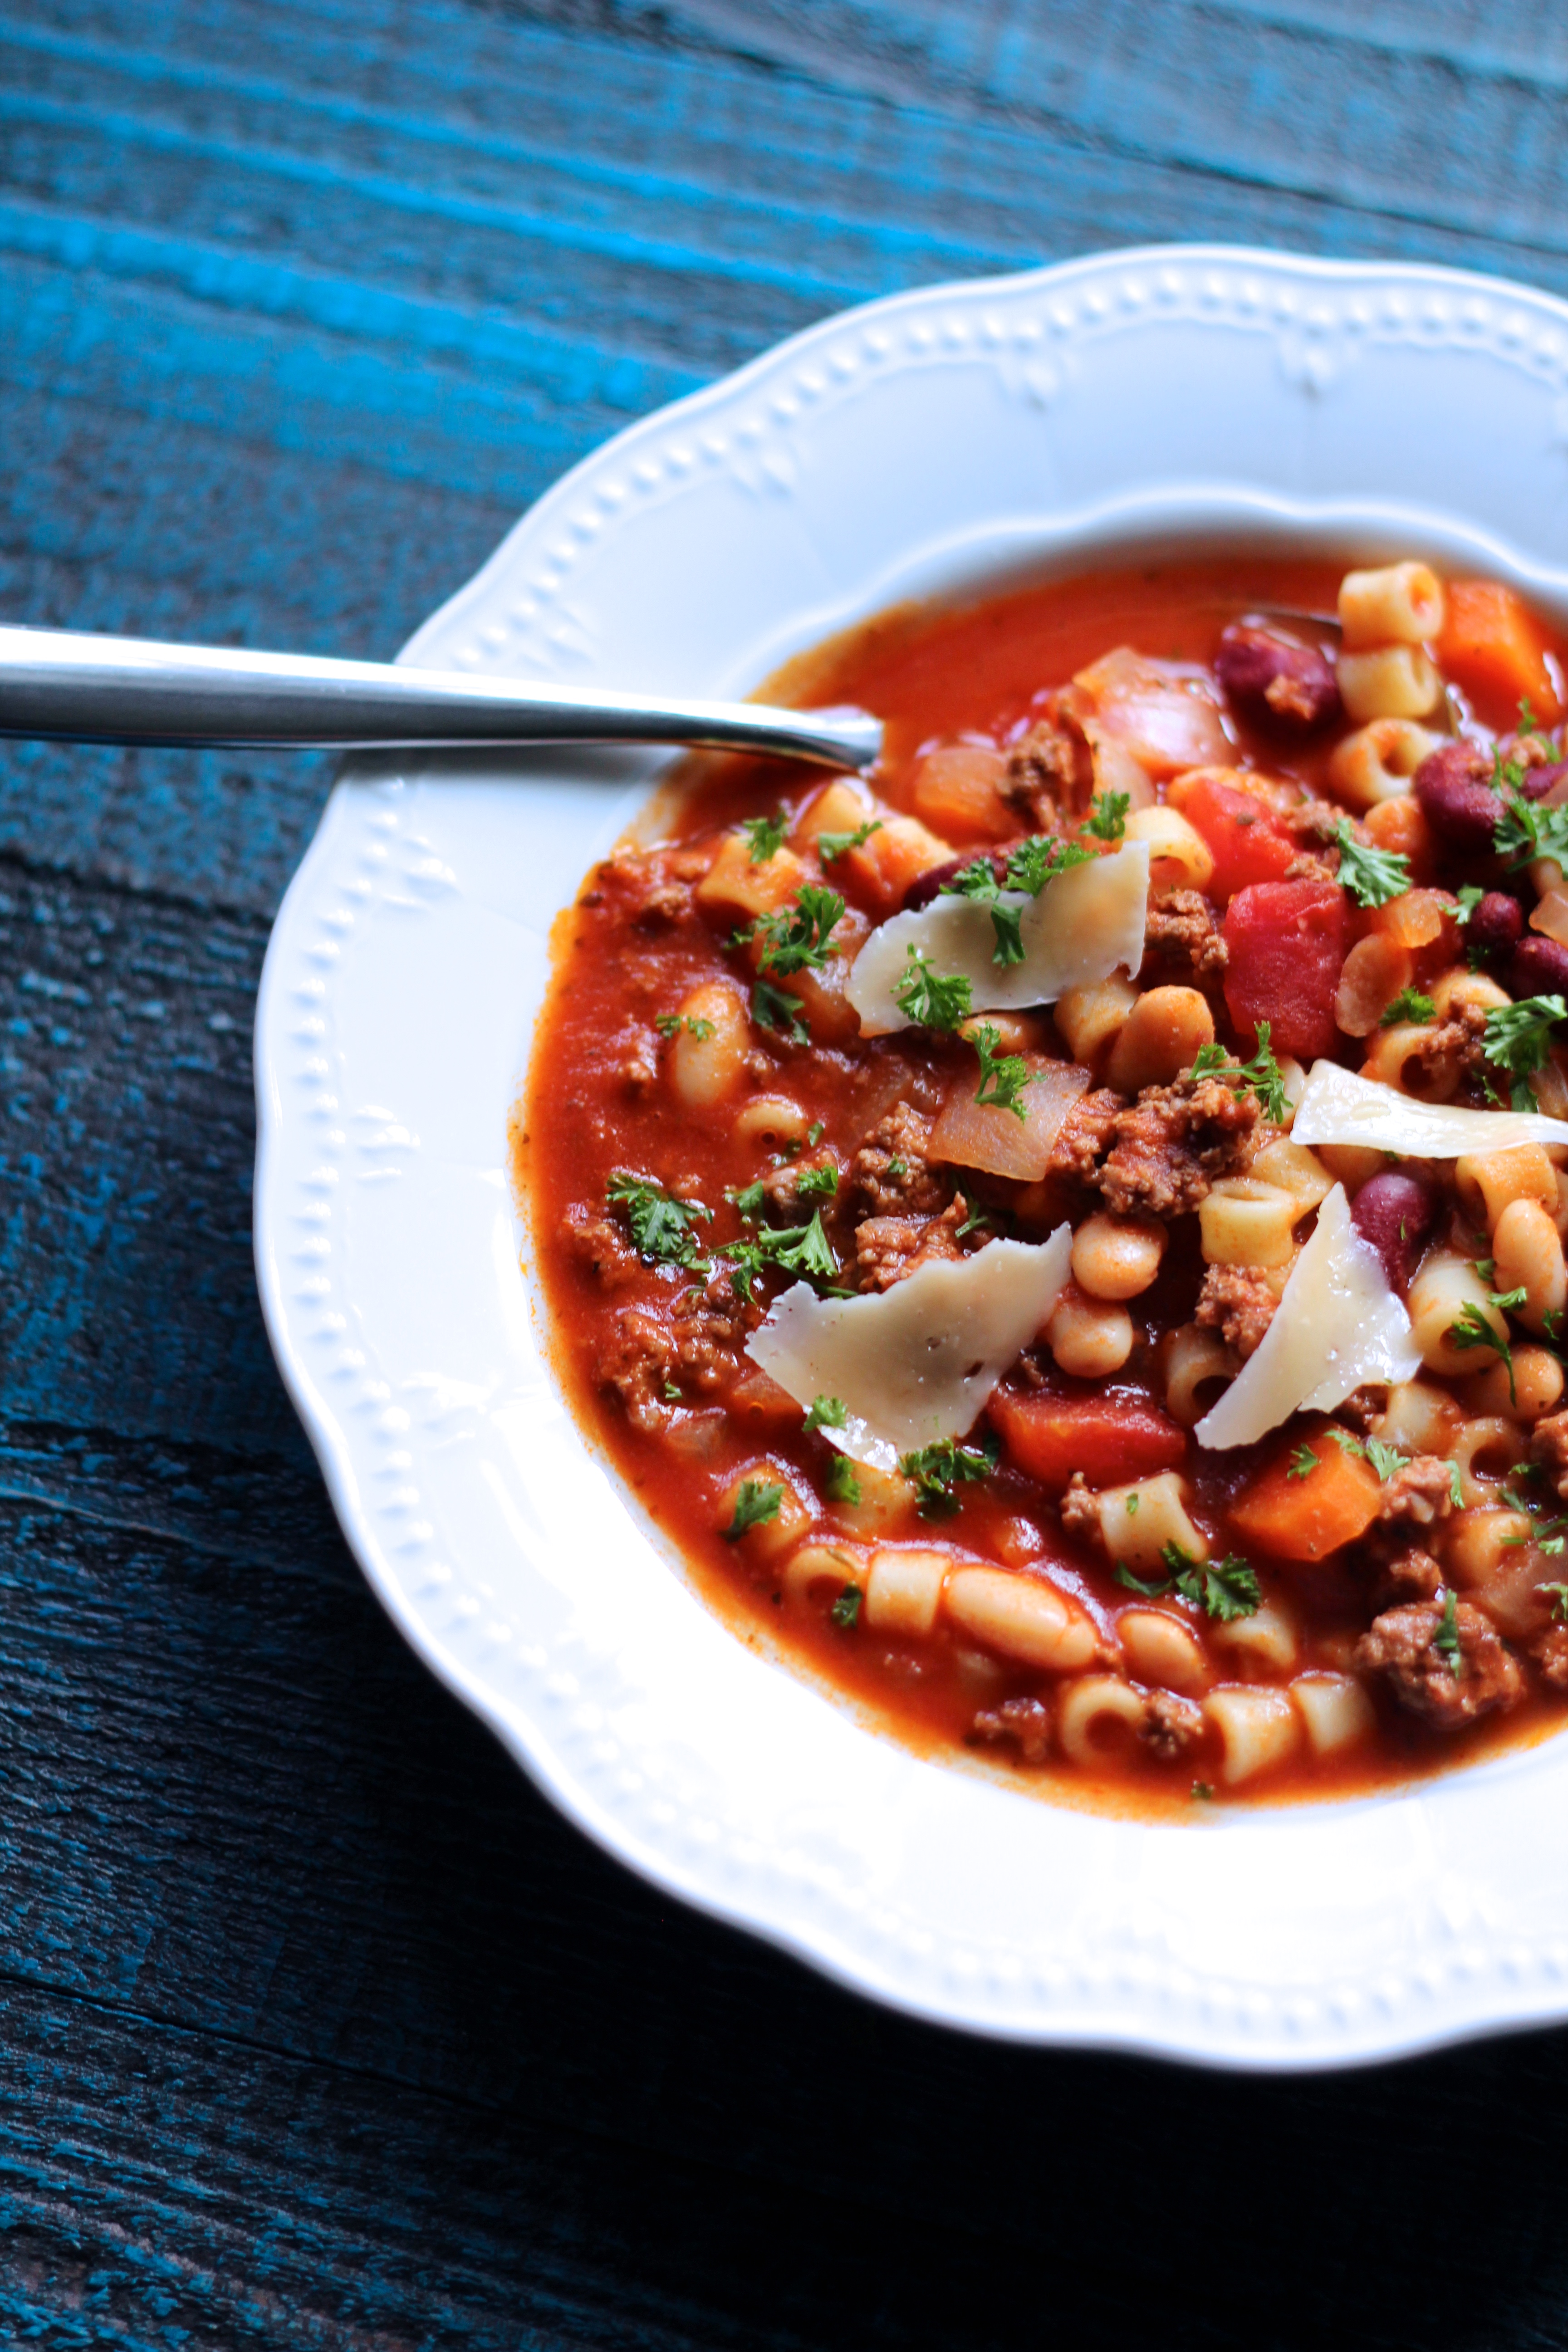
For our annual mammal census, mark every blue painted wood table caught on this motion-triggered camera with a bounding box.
[5,4,1568,2342]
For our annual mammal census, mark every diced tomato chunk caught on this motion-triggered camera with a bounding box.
[1176,771,1297,903]
[1223,880,1348,1061]
[988,1389,1187,1494]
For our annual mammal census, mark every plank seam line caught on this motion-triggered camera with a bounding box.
[0,841,276,935]
[0,1481,333,1571]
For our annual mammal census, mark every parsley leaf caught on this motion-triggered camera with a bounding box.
[720,1209,838,1296]
[830,1584,862,1628]
[751,976,809,1044]
[1432,1585,1462,1676]
[970,1023,1029,1120]
[1189,1022,1288,1123]
[898,1434,1000,1518]
[740,809,789,863]
[824,1454,862,1505]
[740,883,845,977]
[726,1179,767,1218]
[1287,1443,1319,1480]
[1449,1463,1465,1510]
[893,945,973,1033]
[1381,986,1436,1029]
[989,902,1026,966]
[724,1479,782,1540]
[940,855,1003,902]
[816,817,883,863]
[1483,995,1568,1087]
[1364,1438,1407,1482]
[1494,778,1568,870]
[655,1011,716,1041]
[795,1162,839,1200]
[1455,884,1486,923]
[1084,790,1130,842]
[1448,1300,1517,1405]
[1006,833,1094,892]
[804,1395,848,1433]
[606,1172,714,1266]
[1335,821,1411,909]
[1161,1541,1261,1622]
[1542,1583,1568,1624]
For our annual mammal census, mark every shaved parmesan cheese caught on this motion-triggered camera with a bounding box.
[1195,1184,1420,1450]
[845,843,1150,1037]
[1292,1059,1568,1154]
[746,1230,1073,1472]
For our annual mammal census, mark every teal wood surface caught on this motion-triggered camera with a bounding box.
[5,3,1568,2343]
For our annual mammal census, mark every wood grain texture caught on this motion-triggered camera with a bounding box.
[5,1,1568,2342]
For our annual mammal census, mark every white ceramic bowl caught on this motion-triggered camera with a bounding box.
[255,245,1568,2068]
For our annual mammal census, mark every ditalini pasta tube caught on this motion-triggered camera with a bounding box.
[845,843,1150,1034]
[1196,1185,1421,1449]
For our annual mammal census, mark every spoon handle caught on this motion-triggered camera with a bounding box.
[0,625,881,770]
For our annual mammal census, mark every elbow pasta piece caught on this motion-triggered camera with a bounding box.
[1360,1020,1456,1101]
[671,981,751,1108]
[1198,1178,1299,1269]
[1337,644,1444,723]
[1247,1138,1335,1215]
[1122,804,1215,895]
[1492,1196,1568,1333]
[828,1460,918,1535]
[1406,1253,1509,1377]
[1290,1673,1376,1756]
[1165,1322,1237,1427]
[1095,1470,1209,1576]
[1204,1685,1301,1785]
[1314,1142,1387,1191]
[1054,975,1139,1066]
[942,1566,1101,1671]
[783,1540,868,1603]
[863,1547,949,1637]
[1444,1508,1534,1587]
[732,1093,811,1147]
[1213,1601,1299,1674]
[1372,1378,1462,1457]
[1455,1145,1559,1230]
[1338,561,1447,650]
[1056,1675,1148,1764]
[715,1469,812,1563]
[1462,1345,1565,1423]
[1116,1608,1210,1693]
[1371,886,1450,950]
[1447,1415,1529,1509]
[1070,1211,1167,1301]
[1429,966,1511,1020]
[1105,985,1215,1093]
[1045,1284,1134,1378]
[1328,717,1444,810]
[1334,933,1414,1037]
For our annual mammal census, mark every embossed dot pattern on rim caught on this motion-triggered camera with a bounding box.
[255,247,1568,2069]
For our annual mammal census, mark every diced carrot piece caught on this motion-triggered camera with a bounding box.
[910,744,1013,844]
[794,778,877,847]
[695,832,806,920]
[1223,879,1348,1061]
[1229,1428,1382,1561]
[989,1390,1187,1495]
[845,813,953,913]
[1436,580,1564,730]
[1170,769,1297,902]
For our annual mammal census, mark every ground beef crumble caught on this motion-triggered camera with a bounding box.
[1532,1409,1568,1502]
[855,1196,968,1292]
[1058,1472,1101,1545]
[1355,1600,1523,1728]
[1096,1074,1259,1217]
[1378,1456,1457,1529]
[1140,1690,1203,1759]
[1195,1264,1278,1359]
[848,1100,954,1217]
[970,1695,1051,1763]
[1375,1548,1445,1604]
[671,1264,760,1389]
[1142,889,1228,979]
[597,1306,678,1432]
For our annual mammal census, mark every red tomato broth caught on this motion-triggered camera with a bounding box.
[520,554,1568,1814]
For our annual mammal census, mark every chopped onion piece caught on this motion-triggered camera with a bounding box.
[929,1057,1089,1181]
[746,1230,1073,1472]
[845,843,1150,1037]
[1293,1059,1568,1154]
[1195,1184,1420,1450]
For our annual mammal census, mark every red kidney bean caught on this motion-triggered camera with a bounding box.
[1412,741,1503,855]
[1465,891,1524,962]
[1215,623,1341,732]
[1509,935,1568,999]
[1523,759,1568,804]
[1350,1172,1436,1297]
[902,847,1010,911]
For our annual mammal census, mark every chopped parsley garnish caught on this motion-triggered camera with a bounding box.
[1007,833,1094,892]
[655,1011,716,1041]
[720,1208,838,1295]
[807,1120,824,1146]
[751,976,809,1044]
[1334,821,1411,909]
[1191,1781,1215,1802]
[1494,775,1568,870]
[724,1479,782,1540]
[1287,1443,1319,1480]
[1455,884,1486,923]
[1519,696,1547,739]
[1084,789,1130,842]
[1449,1463,1465,1510]
[893,945,973,1033]
[804,1394,848,1433]
[970,1023,1029,1120]
[606,1172,714,1266]
[897,1433,1000,1518]
[816,817,883,863]
[1543,1583,1568,1624]
[886,1156,907,1178]
[989,902,1026,966]
[1432,1585,1462,1676]
[941,854,1005,901]
[939,836,1093,961]
[1483,996,1568,1114]
[954,1202,991,1238]
[1189,1022,1289,1124]
[824,1454,862,1505]
[1114,1544,1260,1621]
[739,883,845,977]
[726,1178,768,1218]
[1381,987,1436,1029]
[795,1162,839,1199]
[1364,1437,1407,1482]
[830,1584,862,1628]
[1447,1299,1517,1405]
[740,809,789,863]
[1125,1492,1140,1516]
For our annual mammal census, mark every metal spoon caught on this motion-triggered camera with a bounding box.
[0,624,882,770]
